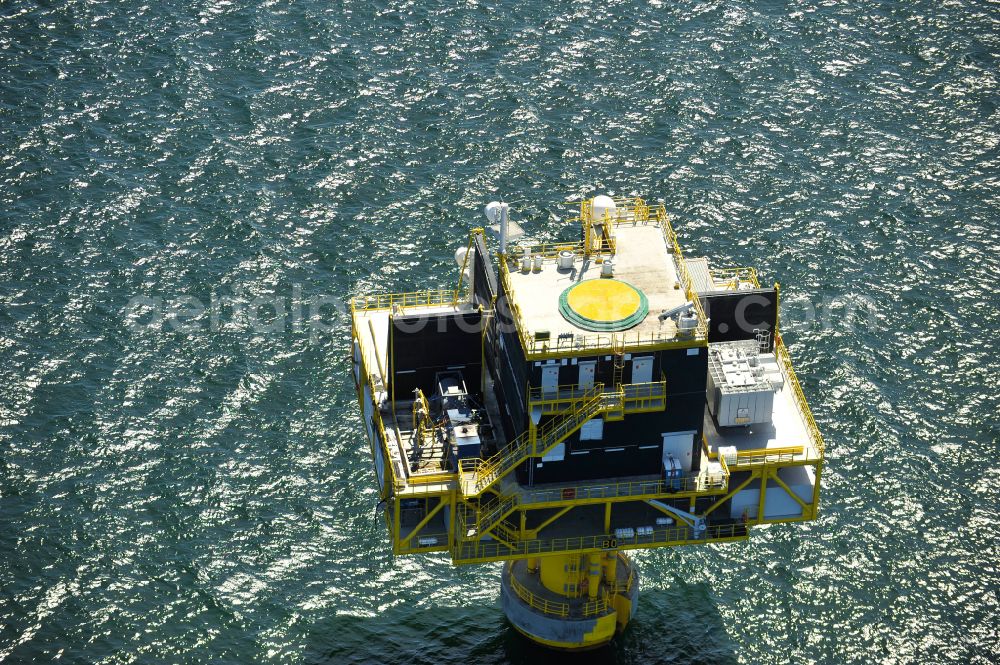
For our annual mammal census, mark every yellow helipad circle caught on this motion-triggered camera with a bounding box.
[565,279,642,322]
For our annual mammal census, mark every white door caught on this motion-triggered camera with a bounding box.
[578,361,596,390]
[541,365,560,395]
[631,356,654,384]
[580,418,604,441]
[661,431,694,473]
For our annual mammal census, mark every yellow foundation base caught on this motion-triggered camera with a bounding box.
[500,553,639,651]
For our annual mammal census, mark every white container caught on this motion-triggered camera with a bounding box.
[532,254,543,272]
[601,260,614,277]
[707,341,776,426]
[677,312,698,331]
[718,446,738,467]
[557,250,574,271]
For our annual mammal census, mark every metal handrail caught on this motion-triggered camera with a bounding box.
[621,379,667,412]
[351,322,406,493]
[528,382,607,412]
[457,461,731,544]
[775,333,825,459]
[507,567,570,618]
[505,239,615,260]
[498,198,710,358]
[470,493,520,539]
[709,267,760,290]
[505,565,610,618]
[581,589,611,617]
[659,212,711,340]
[455,522,749,564]
[461,384,611,495]
[352,289,462,312]
[518,472,728,506]
[729,446,804,468]
[397,481,456,497]
[731,452,798,468]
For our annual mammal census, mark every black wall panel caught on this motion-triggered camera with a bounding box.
[493,277,528,442]
[389,311,483,397]
[472,235,497,308]
[659,347,709,396]
[527,348,707,397]
[699,289,778,350]
[473,239,499,379]
[530,446,663,484]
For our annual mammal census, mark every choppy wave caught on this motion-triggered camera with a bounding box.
[1,1,997,663]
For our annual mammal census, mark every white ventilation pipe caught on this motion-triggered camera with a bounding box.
[499,203,510,255]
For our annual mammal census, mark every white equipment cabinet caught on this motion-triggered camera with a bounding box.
[707,340,775,427]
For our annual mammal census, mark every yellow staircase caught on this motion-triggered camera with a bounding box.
[460,385,622,498]
[453,372,667,553]
[454,497,521,552]
[473,493,520,540]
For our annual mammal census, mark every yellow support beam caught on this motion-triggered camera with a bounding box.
[771,470,810,512]
[756,469,769,523]
[400,497,447,548]
[703,472,757,517]
[447,492,457,546]
[524,506,575,539]
[367,318,387,387]
[487,530,517,551]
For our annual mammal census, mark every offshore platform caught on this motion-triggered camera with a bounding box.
[350,196,824,649]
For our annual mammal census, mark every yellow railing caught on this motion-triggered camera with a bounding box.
[498,198,709,359]
[352,289,462,312]
[528,382,607,414]
[458,493,520,542]
[454,522,749,564]
[526,379,665,414]
[518,470,729,506]
[729,446,804,468]
[775,332,825,459]
[566,196,667,227]
[659,211,711,341]
[506,565,611,618]
[507,568,570,618]
[621,378,667,412]
[522,326,706,358]
[493,519,519,544]
[396,475,456,496]
[351,321,404,493]
[709,267,760,290]
[504,239,615,260]
[497,257,532,348]
[582,589,611,617]
[526,386,609,462]
[457,463,731,546]
[459,384,613,496]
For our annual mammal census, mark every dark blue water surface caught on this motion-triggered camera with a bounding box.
[1,1,998,663]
